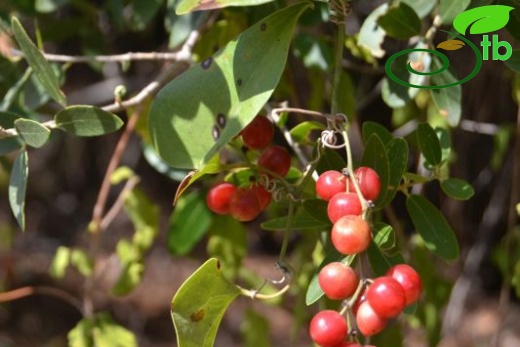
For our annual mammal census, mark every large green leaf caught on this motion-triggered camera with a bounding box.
[378,138,408,207]
[400,0,437,18]
[361,135,390,209]
[429,59,462,127]
[14,118,50,148]
[171,258,241,347]
[453,5,514,35]
[168,190,212,255]
[55,106,123,136]
[377,2,421,39]
[176,0,275,14]
[11,17,66,106]
[358,4,388,58]
[417,123,442,167]
[9,149,29,231]
[440,0,471,25]
[406,195,459,261]
[362,121,393,146]
[149,3,312,169]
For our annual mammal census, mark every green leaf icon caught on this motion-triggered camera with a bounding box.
[453,5,514,35]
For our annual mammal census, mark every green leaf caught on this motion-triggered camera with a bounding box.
[261,212,329,231]
[377,2,421,39]
[373,222,395,250]
[499,0,520,42]
[35,0,70,13]
[358,4,388,58]
[0,111,23,155]
[440,0,471,25]
[149,3,312,169]
[92,313,138,347]
[429,59,462,127]
[316,147,346,174]
[367,242,405,276]
[11,17,66,106]
[14,118,50,148]
[417,123,442,167]
[9,149,28,231]
[400,0,437,18]
[436,127,452,163]
[71,249,93,277]
[289,121,325,144]
[49,246,71,279]
[168,190,212,255]
[176,0,276,14]
[111,261,145,296]
[55,105,123,136]
[361,135,390,209]
[441,178,475,200]
[302,199,330,224]
[453,5,515,34]
[505,49,520,73]
[128,0,162,31]
[171,258,241,347]
[378,138,408,207]
[124,188,159,252]
[406,195,459,261]
[362,121,393,146]
[305,254,355,305]
[68,318,94,347]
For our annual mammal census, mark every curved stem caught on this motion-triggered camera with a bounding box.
[0,286,83,313]
[238,284,291,300]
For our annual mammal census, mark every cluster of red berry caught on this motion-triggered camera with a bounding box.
[310,169,422,346]
[205,116,291,221]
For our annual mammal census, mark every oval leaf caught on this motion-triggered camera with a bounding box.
[429,58,462,127]
[358,4,388,58]
[9,149,29,231]
[377,2,422,39]
[11,17,66,106]
[171,258,241,347]
[362,121,393,146]
[417,123,442,167]
[149,3,312,169]
[441,178,475,200]
[373,222,395,250]
[406,195,459,261]
[437,40,466,51]
[14,118,50,148]
[177,0,275,14]
[55,105,123,136]
[453,5,515,35]
[378,138,408,208]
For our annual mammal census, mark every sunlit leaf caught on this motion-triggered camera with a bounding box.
[171,258,241,347]
[373,222,395,250]
[49,246,71,279]
[55,106,123,136]
[149,3,312,169]
[14,118,50,148]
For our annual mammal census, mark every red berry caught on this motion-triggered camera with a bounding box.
[206,183,236,215]
[318,262,359,300]
[252,184,271,210]
[386,264,422,305]
[366,277,406,318]
[241,115,274,150]
[316,170,347,201]
[349,167,381,201]
[229,187,263,222]
[355,301,387,337]
[309,310,348,347]
[257,146,291,177]
[327,192,362,223]
[331,216,371,255]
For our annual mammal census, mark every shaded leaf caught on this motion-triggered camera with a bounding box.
[261,212,329,231]
[377,2,422,39]
[417,123,442,167]
[400,0,437,18]
[171,258,241,347]
[168,190,212,255]
[149,3,312,169]
[9,149,28,231]
[176,0,276,14]
[429,57,462,127]
[315,147,346,174]
[362,121,393,146]
[437,40,465,51]
[358,4,388,58]
[302,199,330,224]
[453,5,514,35]
[0,111,23,155]
[361,135,390,209]
[505,49,520,73]
[436,127,452,163]
[55,106,123,136]
[14,118,50,148]
[441,178,475,200]
[406,195,459,261]
[11,17,66,106]
[378,138,408,207]
[440,0,471,25]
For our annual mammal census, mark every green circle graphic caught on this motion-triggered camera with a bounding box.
[385,32,483,89]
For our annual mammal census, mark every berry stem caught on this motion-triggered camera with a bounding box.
[279,199,295,261]
[341,130,370,215]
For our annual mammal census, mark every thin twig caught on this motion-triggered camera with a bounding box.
[0,286,83,313]
[100,176,141,231]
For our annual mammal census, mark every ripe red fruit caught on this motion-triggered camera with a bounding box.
[355,301,387,337]
[386,264,422,305]
[309,310,348,347]
[252,184,271,210]
[257,145,291,177]
[229,187,263,222]
[206,183,236,215]
[366,277,406,318]
[316,170,347,201]
[318,262,359,300]
[351,167,381,201]
[327,192,362,223]
[331,215,371,255]
[241,115,274,150]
